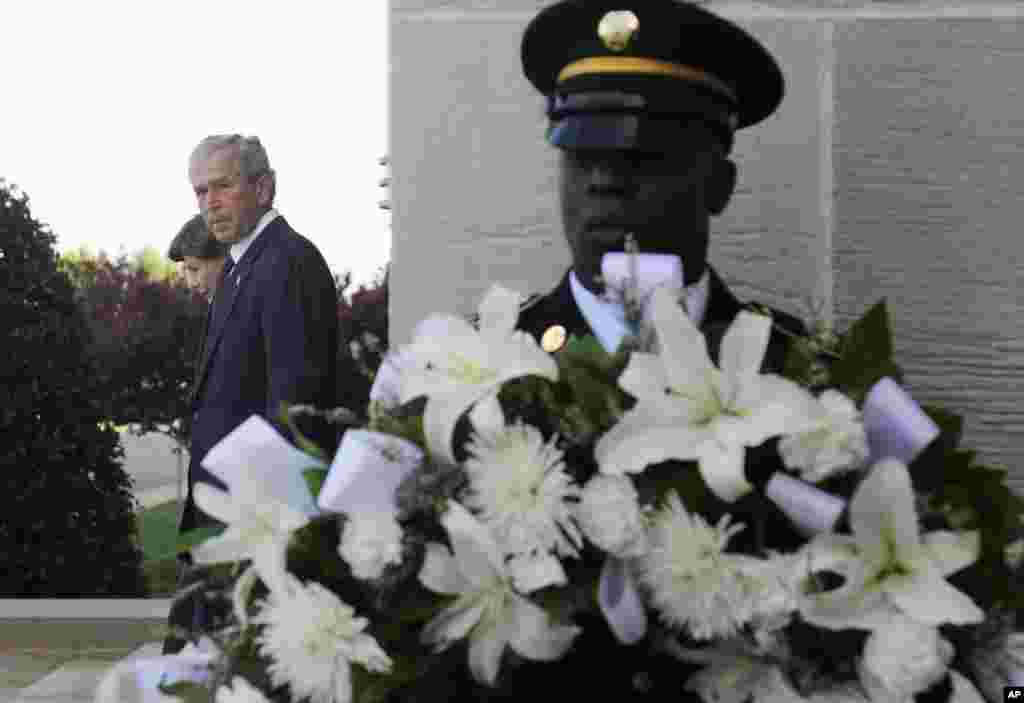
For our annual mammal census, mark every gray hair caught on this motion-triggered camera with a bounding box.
[189,134,277,202]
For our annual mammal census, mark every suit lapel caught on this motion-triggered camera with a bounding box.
[194,218,283,402]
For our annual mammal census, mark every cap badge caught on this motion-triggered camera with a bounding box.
[541,324,567,353]
[598,10,639,53]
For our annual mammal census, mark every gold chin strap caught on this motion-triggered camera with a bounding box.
[557,56,737,105]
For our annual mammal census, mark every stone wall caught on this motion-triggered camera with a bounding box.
[389,1,1024,486]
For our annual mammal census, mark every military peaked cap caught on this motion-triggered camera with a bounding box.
[521,0,785,152]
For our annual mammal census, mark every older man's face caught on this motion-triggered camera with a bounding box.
[557,121,733,293]
[190,146,270,245]
[180,255,226,301]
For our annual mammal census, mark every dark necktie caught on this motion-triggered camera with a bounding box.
[208,255,236,338]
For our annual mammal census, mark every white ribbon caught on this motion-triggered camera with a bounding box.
[863,377,941,465]
[765,472,846,536]
[200,415,321,517]
[318,429,424,514]
[597,556,647,645]
[600,253,685,307]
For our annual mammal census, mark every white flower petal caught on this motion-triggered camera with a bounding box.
[477,285,523,337]
[651,286,716,393]
[468,621,509,686]
[697,442,752,503]
[949,671,986,703]
[419,542,471,595]
[617,353,670,404]
[232,565,261,628]
[596,416,705,475]
[492,332,559,383]
[508,551,567,593]
[249,540,292,596]
[719,310,771,382]
[884,568,984,626]
[190,532,251,565]
[193,482,241,525]
[422,599,487,650]
[441,501,505,588]
[922,530,980,577]
[850,459,920,559]
[734,375,820,444]
[469,393,505,435]
[506,594,581,662]
[423,386,491,465]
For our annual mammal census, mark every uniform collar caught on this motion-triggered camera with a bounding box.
[229,208,279,265]
[569,267,709,353]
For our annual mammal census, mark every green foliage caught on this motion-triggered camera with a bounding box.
[278,402,330,462]
[0,179,146,595]
[303,466,330,501]
[829,300,904,404]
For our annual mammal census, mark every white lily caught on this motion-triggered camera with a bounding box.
[596,286,819,502]
[400,285,558,464]
[418,501,581,686]
[799,459,983,630]
[191,481,310,597]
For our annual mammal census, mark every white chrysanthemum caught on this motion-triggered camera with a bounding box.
[575,475,648,558]
[641,493,765,640]
[216,676,272,703]
[463,423,582,559]
[253,574,391,703]
[338,511,404,581]
[779,390,869,483]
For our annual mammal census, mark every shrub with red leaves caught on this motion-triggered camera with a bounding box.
[335,265,389,418]
[61,254,207,446]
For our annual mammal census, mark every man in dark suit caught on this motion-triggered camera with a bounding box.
[180,134,338,533]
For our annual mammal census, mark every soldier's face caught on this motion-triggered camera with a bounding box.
[557,123,734,293]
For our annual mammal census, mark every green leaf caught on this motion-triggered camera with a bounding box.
[563,333,606,360]
[921,404,964,449]
[830,300,903,404]
[157,679,214,703]
[303,466,330,501]
[367,406,427,449]
[278,401,329,462]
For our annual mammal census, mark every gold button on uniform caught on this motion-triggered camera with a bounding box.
[541,324,567,352]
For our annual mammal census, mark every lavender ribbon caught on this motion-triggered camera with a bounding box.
[598,556,647,645]
[863,377,940,465]
[120,652,214,702]
[318,430,424,514]
[200,415,321,516]
[765,472,846,536]
[600,253,685,305]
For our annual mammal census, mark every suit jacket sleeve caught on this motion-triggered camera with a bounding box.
[260,248,338,424]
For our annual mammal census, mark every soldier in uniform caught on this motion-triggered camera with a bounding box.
[515,0,806,372]
[448,1,807,699]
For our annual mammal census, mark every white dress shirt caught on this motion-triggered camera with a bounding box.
[569,268,710,353]
[229,208,279,265]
